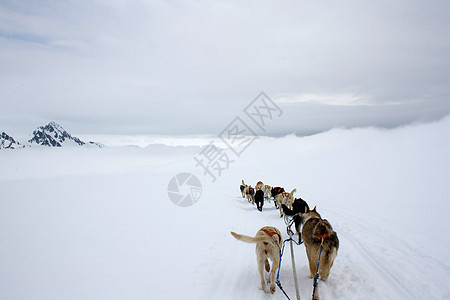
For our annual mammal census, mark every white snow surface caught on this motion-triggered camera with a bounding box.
[1,117,449,300]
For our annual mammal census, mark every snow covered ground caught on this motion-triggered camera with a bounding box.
[1,117,449,300]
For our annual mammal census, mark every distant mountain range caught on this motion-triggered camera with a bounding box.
[1,121,103,149]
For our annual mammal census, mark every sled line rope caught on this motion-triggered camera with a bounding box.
[276,218,302,300]
[311,237,326,300]
[290,233,301,300]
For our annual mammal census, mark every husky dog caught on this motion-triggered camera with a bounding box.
[254,190,265,211]
[302,206,339,283]
[281,197,309,242]
[271,186,284,198]
[284,189,298,209]
[245,186,255,204]
[270,187,285,208]
[240,180,247,198]
[230,226,282,294]
[255,181,264,191]
[263,185,272,199]
[275,188,296,217]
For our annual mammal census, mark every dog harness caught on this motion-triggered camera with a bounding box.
[273,187,283,194]
[314,232,329,240]
[313,220,330,241]
[262,228,282,243]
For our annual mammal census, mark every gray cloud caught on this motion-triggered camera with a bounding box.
[0,0,449,137]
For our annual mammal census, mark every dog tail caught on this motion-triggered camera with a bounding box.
[230,231,268,243]
[290,188,297,196]
[242,179,245,185]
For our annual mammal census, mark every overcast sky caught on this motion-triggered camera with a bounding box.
[1,0,449,137]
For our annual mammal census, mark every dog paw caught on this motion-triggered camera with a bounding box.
[270,285,276,294]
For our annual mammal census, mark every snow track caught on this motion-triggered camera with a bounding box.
[331,209,450,300]
[206,188,450,300]
[341,230,415,299]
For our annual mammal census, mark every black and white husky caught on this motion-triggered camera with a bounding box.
[282,197,309,242]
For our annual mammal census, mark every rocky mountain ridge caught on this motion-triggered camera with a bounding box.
[0,132,26,149]
[1,122,103,149]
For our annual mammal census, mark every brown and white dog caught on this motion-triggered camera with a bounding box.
[240,180,247,198]
[245,185,255,204]
[301,206,339,299]
[284,189,297,209]
[275,188,296,217]
[255,181,264,191]
[263,185,272,200]
[230,226,282,294]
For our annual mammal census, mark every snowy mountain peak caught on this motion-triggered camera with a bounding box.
[28,121,86,147]
[47,121,66,133]
[0,131,25,149]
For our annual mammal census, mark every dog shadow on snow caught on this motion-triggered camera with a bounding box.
[236,197,278,211]
[236,199,279,212]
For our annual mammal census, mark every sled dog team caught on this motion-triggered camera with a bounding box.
[239,179,296,217]
[234,179,339,299]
